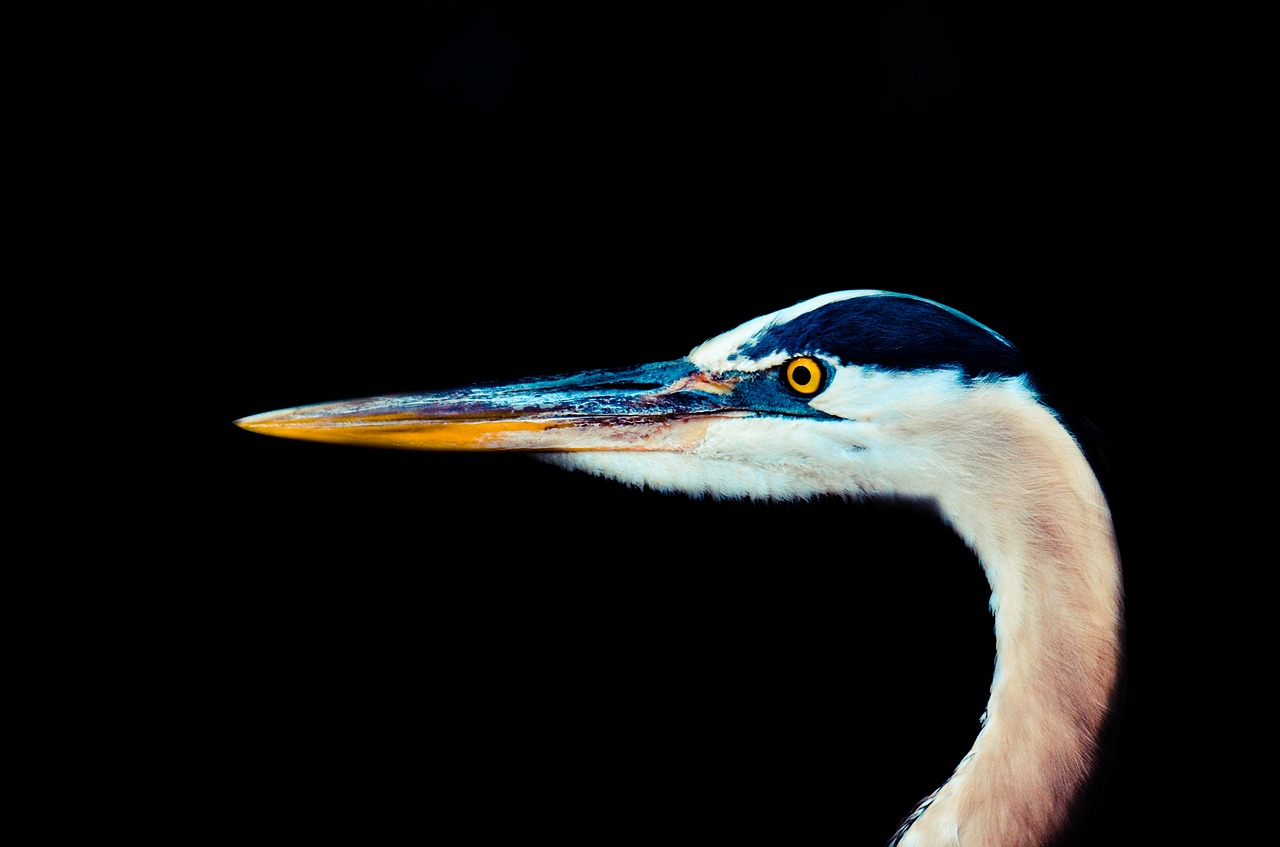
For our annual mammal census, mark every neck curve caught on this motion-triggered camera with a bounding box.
[890,395,1123,847]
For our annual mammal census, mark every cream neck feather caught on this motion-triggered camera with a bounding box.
[883,381,1123,847]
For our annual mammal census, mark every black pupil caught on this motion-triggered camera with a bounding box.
[792,364,813,386]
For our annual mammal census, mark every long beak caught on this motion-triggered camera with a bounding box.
[234,360,743,452]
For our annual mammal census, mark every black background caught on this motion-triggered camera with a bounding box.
[132,2,1219,843]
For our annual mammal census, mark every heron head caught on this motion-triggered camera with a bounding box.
[236,291,1030,500]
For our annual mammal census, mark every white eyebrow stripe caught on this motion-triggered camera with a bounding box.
[688,290,883,372]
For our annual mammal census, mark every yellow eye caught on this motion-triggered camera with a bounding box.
[785,357,824,395]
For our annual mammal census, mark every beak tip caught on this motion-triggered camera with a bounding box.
[234,409,283,432]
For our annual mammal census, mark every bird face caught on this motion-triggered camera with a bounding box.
[237,291,1028,501]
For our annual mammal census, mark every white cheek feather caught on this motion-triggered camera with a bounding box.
[539,417,866,501]
[807,368,1050,500]
[539,368,1036,505]
[538,451,773,500]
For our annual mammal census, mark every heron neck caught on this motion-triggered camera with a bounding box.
[893,399,1123,847]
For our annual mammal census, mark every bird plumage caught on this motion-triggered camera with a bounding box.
[236,290,1123,846]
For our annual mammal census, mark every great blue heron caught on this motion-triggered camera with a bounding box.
[237,290,1123,846]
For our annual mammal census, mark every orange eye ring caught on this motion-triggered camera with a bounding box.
[785,357,824,395]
